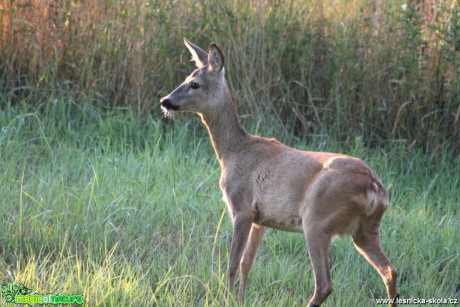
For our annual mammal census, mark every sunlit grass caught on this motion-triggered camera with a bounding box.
[0,1,458,305]
[0,100,458,305]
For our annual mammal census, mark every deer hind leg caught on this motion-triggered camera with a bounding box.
[228,215,253,295]
[238,224,265,303]
[304,225,333,307]
[352,208,398,305]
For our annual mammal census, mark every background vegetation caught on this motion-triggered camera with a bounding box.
[0,0,459,306]
[0,0,459,154]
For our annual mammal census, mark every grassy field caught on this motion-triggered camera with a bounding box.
[0,101,458,306]
[0,0,459,305]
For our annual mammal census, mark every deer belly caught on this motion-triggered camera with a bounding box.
[253,202,304,233]
[259,217,304,233]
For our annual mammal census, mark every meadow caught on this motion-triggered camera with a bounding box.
[0,0,459,306]
[0,99,458,306]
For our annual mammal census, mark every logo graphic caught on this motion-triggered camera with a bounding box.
[1,283,83,305]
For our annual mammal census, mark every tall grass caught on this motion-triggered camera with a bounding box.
[1,2,458,304]
[0,0,459,154]
[0,97,458,305]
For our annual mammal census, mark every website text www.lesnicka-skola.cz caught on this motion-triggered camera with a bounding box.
[376,297,459,305]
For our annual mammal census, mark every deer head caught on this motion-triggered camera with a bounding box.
[160,38,227,117]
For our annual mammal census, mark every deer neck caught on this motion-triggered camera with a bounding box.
[199,94,248,166]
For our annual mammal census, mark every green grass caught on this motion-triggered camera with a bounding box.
[1,1,458,305]
[0,101,458,306]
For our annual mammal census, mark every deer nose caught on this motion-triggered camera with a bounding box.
[160,97,170,107]
[160,97,179,111]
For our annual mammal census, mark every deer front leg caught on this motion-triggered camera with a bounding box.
[238,224,265,303]
[228,215,253,295]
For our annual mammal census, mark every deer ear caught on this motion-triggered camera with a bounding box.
[208,43,224,74]
[183,37,208,68]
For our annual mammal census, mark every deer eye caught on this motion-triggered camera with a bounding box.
[190,82,200,89]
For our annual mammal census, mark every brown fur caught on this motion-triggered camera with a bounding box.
[160,38,398,306]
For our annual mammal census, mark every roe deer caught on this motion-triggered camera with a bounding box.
[160,38,399,306]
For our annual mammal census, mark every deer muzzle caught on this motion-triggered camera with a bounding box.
[160,97,179,111]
